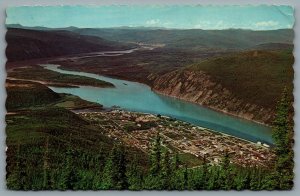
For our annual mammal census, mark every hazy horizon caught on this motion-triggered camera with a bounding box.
[6,5,294,30]
[6,23,294,32]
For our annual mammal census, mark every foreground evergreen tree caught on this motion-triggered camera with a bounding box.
[58,147,79,190]
[42,137,52,189]
[183,165,189,189]
[196,155,208,189]
[126,155,143,190]
[144,133,164,189]
[101,144,128,189]
[272,87,294,189]
[149,133,162,175]
[160,149,172,189]
[249,167,262,190]
[219,151,232,190]
[172,152,180,170]
[6,143,21,190]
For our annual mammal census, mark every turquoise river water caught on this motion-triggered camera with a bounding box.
[42,64,273,145]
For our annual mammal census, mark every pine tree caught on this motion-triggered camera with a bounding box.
[150,133,162,175]
[172,152,180,170]
[42,137,51,189]
[273,87,292,155]
[92,145,106,190]
[193,155,208,190]
[202,155,208,188]
[272,87,294,189]
[58,147,78,190]
[144,133,164,189]
[206,166,219,190]
[101,152,115,189]
[101,144,128,190]
[19,156,30,190]
[183,165,188,189]
[6,143,21,190]
[126,155,143,190]
[219,151,232,190]
[234,167,249,190]
[160,149,171,189]
[260,171,278,190]
[250,167,262,190]
[116,145,128,189]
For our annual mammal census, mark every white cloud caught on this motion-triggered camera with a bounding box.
[194,20,229,30]
[146,19,160,26]
[215,20,224,28]
[254,20,279,27]
[194,21,211,29]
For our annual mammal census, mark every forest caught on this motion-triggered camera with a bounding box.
[6,89,293,190]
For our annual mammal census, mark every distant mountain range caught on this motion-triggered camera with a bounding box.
[6,24,293,51]
[7,24,293,49]
[6,27,135,62]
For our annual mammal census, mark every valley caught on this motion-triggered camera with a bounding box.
[5,5,294,190]
[4,25,293,190]
[6,77,275,170]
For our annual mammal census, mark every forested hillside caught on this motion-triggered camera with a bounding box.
[6,28,135,62]
[152,50,294,124]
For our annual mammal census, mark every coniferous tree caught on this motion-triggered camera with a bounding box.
[58,147,79,190]
[116,145,128,189]
[200,155,208,189]
[234,167,249,190]
[19,156,30,190]
[219,151,232,190]
[101,144,128,190]
[92,146,106,190]
[183,165,189,190]
[42,137,51,189]
[160,149,171,189]
[260,171,278,190]
[272,87,294,189]
[172,152,180,170]
[101,148,116,189]
[126,155,143,190]
[169,168,181,190]
[206,166,219,190]
[7,143,21,190]
[150,133,162,175]
[250,167,262,190]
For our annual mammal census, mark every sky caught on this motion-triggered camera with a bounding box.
[6,5,294,30]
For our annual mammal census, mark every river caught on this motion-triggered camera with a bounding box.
[42,63,273,145]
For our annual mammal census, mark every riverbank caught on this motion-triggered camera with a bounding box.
[44,47,293,126]
[7,65,115,88]
[6,63,272,127]
[53,62,274,126]
[153,89,272,128]
[43,63,273,144]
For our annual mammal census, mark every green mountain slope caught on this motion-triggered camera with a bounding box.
[189,49,294,108]
[152,49,293,124]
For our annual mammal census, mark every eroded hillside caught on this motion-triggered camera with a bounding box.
[152,50,294,125]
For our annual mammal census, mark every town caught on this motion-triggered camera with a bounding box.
[78,110,275,167]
